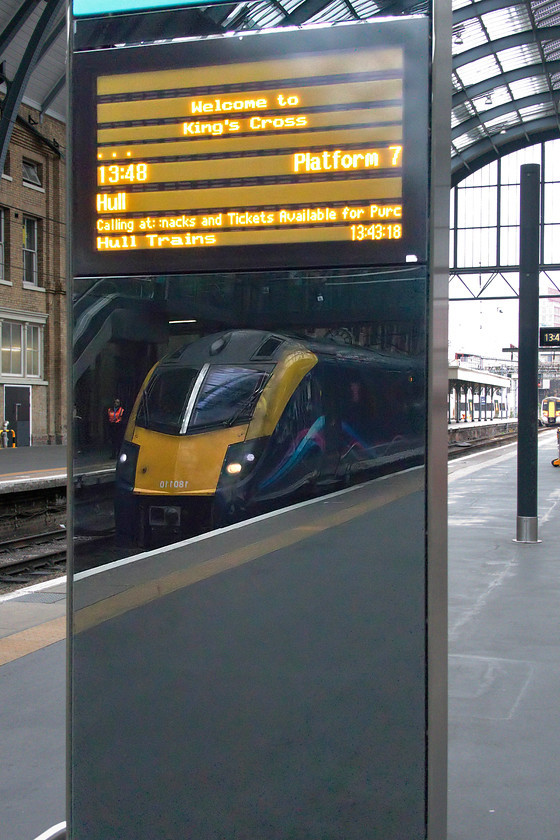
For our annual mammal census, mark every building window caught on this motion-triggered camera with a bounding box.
[22,217,38,285]
[1,322,23,375]
[22,159,41,187]
[26,324,41,377]
[0,320,43,377]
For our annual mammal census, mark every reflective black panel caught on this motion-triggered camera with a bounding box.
[70,13,436,840]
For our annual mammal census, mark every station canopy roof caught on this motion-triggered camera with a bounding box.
[1,0,559,183]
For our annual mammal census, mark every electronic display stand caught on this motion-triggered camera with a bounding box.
[69,5,450,839]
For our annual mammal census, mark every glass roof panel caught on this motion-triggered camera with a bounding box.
[452,101,476,128]
[543,38,560,60]
[484,111,523,133]
[453,0,473,9]
[497,43,543,72]
[280,0,303,11]
[351,0,381,16]
[519,102,556,119]
[472,86,513,114]
[453,133,479,152]
[248,2,283,28]
[306,0,353,24]
[481,5,531,40]
[452,72,464,92]
[509,75,551,98]
[456,54,501,86]
[533,1,560,26]
[452,18,488,54]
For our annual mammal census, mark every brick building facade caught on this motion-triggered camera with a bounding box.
[0,102,66,445]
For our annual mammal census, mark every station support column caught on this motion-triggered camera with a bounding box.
[516,163,540,543]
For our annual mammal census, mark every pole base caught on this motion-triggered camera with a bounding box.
[514,516,541,544]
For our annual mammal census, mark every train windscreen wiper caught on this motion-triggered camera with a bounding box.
[225,377,269,427]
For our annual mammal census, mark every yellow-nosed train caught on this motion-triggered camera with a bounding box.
[115,329,424,545]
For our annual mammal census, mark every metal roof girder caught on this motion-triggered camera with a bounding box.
[0,0,41,58]
[452,89,560,140]
[282,0,335,26]
[453,0,523,26]
[451,115,560,184]
[40,72,65,115]
[452,59,560,107]
[36,13,66,63]
[453,25,560,70]
[0,0,65,175]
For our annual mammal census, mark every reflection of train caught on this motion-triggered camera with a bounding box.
[115,330,424,545]
[541,396,560,426]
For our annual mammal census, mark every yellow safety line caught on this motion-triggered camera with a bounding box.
[0,467,66,479]
[0,616,66,667]
[0,469,422,664]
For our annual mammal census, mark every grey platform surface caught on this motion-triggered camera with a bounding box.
[1,430,560,839]
[448,428,560,840]
[0,445,67,476]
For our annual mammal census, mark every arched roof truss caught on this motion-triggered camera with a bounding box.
[451,0,560,185]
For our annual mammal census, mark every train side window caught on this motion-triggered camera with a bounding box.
[269,372,323,451]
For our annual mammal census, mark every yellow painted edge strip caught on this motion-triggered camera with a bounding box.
[98,48,403,95]
[97,109,403,150]
[0,616,66,667]
[98,80,402,124]
[74,469,423,635]
[0,467,66,478]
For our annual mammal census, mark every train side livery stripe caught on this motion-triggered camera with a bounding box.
[246,347,317,440]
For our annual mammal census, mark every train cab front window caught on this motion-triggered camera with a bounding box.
[136,366,199,434]
[189,365,270,431]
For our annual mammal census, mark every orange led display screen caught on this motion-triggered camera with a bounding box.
[72,20,429,275]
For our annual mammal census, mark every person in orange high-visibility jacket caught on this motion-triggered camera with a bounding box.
[107,398,125,458]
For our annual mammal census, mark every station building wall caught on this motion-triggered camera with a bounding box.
[0,101,66,445]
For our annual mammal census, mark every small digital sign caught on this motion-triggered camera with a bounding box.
[540,328,560,348]
[72,21,429,275]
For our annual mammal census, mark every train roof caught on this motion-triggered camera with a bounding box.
[160,330,420,370]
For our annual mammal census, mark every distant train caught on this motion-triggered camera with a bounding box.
[541,396,560,426]
[115,330,424,545]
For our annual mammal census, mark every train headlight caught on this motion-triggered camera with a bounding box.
[219,438,268,485]
[115,440,140,489]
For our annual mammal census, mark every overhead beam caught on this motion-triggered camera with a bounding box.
[0,0,65,175]
[40,72,65,116]
[452,90,560,141]
[452,60,560,108]
[453,0,518,25]
[451,117,560,185]
[282,0,333,26]
[36,14,66,62]
[453,26,560,70]
[0,0,41,57]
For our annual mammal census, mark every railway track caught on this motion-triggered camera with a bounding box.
[1,427,554,592]
[0,530,67,586]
